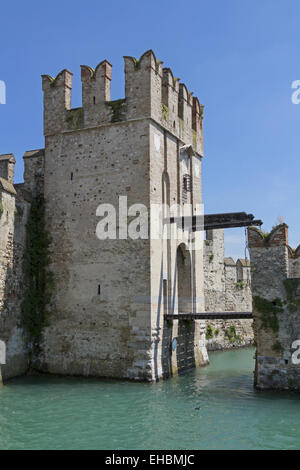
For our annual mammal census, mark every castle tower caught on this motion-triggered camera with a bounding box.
[39,50,206,381]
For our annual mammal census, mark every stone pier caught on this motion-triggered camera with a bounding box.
[248,224,300,390]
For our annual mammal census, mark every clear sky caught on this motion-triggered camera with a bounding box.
[1,0,299,258]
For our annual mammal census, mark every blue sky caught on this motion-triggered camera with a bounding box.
[0,0,299,258]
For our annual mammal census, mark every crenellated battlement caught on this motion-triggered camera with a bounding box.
[248,223,300,284]
[248,224,289,248]
[41,50,204,154]
[0,154,15,184]
[42,69,73,136]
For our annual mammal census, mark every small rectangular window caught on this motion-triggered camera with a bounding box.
[183,174,191,192]
[182,174,191,204]
[98,285,101,295]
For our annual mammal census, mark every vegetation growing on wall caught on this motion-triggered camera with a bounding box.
[250,224,287,245]
[225,325,241,343]
[206,324,214,339]
[235,281,247,289]
[192,130,197,149]
[0,199,3,217]
[21,197,54,364]
[65,108,83,130]
[283,279,300,313]
[106,99,126,123]
[272,340,284,353]
[161,104,169,121]
[253,296,283,332]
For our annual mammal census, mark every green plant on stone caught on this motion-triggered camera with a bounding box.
[161,104,169,121]
[214,328,220,337]
[21,197,54,365]
[0,200,3,217]
[65,108,83,130]
[206,324,214,339]
[106,99,126,123]
[283,279,300,313]
[235,281,246,289]
[272,340,284,353]
[253,296,283,333]
[185,319,194,328]
[225,325,241,343]
[249,224,287,245]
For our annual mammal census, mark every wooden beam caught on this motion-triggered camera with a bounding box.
[167,212,262,231]
[164,312,253,320]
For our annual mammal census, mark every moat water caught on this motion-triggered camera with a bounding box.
[1,347,300,450]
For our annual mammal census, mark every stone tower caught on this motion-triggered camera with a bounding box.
[24,50,207,381]
[248,224,300,390]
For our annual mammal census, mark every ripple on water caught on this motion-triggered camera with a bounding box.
[1,348,300,450]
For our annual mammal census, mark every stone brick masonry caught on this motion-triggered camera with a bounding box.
[248,224,300,390]
[204,229,253,350]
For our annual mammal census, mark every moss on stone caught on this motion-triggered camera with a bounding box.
[283,279,300,301]
[250,223,287,245]
[65,108,83,130]
[161,104,169,121]
[272,340,284,353]
[106,99,126,123]
[253,296,283,332]
[21,197,54,364]
[283,279,300,313]
[192,130,197,148]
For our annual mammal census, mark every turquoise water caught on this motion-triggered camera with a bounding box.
[1,348,300,450]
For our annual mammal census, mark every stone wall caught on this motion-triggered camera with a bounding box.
[204,228,253,350]
[38,50,208,381]
[248,224,300,391]
[0,155,31,382]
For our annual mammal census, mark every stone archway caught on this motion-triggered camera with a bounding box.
[177,244,192,313]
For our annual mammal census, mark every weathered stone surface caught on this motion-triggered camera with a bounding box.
[37,51,207,381]
[0,159,31,382]
[248,224,300,391]
[204,229,253,350]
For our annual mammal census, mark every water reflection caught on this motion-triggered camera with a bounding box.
[0,348,300,450]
